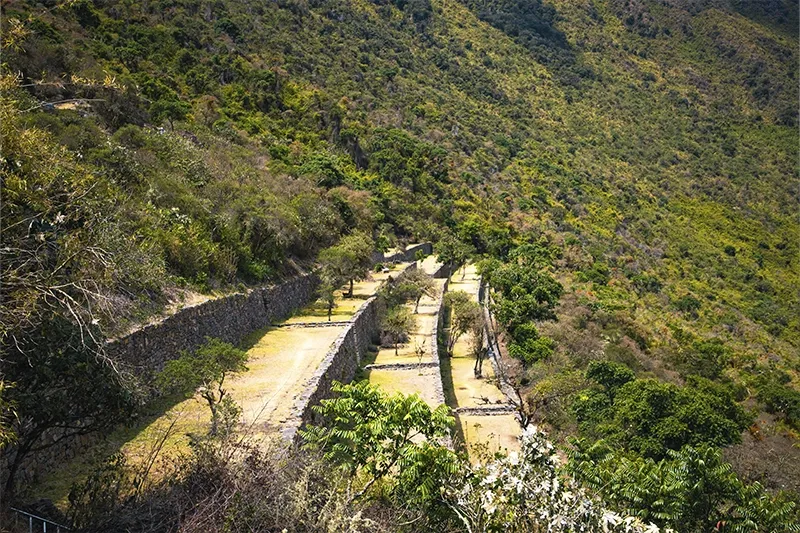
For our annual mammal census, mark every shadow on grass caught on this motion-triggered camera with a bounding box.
[28,275,395,509]
[23,390,202,509]
[439,355,467,453]
[354,345,380,382]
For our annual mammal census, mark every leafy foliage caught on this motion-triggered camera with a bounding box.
[381,306,416,355]
[301,381,457,507]
[2,316,140,494]
[451,427,665,533]
[487,244,563,365]
[395,269,437,313]
[444,291,482,355]
[318,231,374,297]
[574,371,753,460]
[568,439,800,532]
[157,337,247,436]
[2,0,799,516]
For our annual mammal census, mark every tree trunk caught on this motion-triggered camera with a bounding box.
[4,432,38,498]
[414,296,421,314]
[348,278,354,298]
[205,392,219,436]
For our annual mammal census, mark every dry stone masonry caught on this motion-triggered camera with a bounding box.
[283,262,423,444]
[108,273,319,378]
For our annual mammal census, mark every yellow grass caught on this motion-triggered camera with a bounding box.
[231,326,344,429]
[448,357,506,407]
[459,414,521,459]
[442,264,520,456]
[368,282,446,405]
[373,304,438,365]
[366,367,443,408]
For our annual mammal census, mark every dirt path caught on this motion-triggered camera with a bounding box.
[443,264,520,458]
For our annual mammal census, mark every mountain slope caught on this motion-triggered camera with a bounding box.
[2,0,798,502]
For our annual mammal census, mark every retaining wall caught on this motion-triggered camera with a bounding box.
[429,277,450,407]
[108,273,319,377]
[283,263,418,444]
[376,243,433,265]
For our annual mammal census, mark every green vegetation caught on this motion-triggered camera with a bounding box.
[381,306,415,355]
[482,242,798,529]
[482,244,562,366]
[395,269,437,313]
[1,0,798,527]
[443,291,482,355]
[301,381,457,505]
[574,367,752,460]
[318,231,375,298]
[156,337,248,437]
[568,441,799,532]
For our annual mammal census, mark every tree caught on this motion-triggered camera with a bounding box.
[317,273,339,322]
[300,381,456,505]
[468,313,488,378]
[487,244,563,366]
[149,97,189,130]
[567,439,800,532]
[574,374,753,460]
[674,339,732,380]
[3,316,139,496]
[381,306,415,355]
[396,269,437,313]
[435,234,473,280]
[318,231,374,298]
[157,337,248,436]
[506,323,556,366]
[585,360,635,396]
[444,291,482,355]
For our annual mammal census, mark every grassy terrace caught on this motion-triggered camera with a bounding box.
[443,264,520,458]
[27,263,409,509]
[363,257,446,407]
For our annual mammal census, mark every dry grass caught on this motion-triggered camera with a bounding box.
[231,326,345,428]
[373,305,438,365]
[365,367,443,407]
[368,285,446,406]
[448,357,506,407]
[441,264,521,456]
[458,414,521,459]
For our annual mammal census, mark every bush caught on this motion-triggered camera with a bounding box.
[574,374,752,460]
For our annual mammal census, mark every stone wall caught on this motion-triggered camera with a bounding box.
[282,264,418,444]
[108,273,319,377]
[375,242,433,265]
[431,261,452,279]
[5,273,320,495]
[9,250,431,495]
[429,277,450,408]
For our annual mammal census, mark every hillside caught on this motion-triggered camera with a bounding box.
[1,0,798,529]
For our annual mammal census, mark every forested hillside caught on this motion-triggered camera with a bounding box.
[1,0,798,529]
